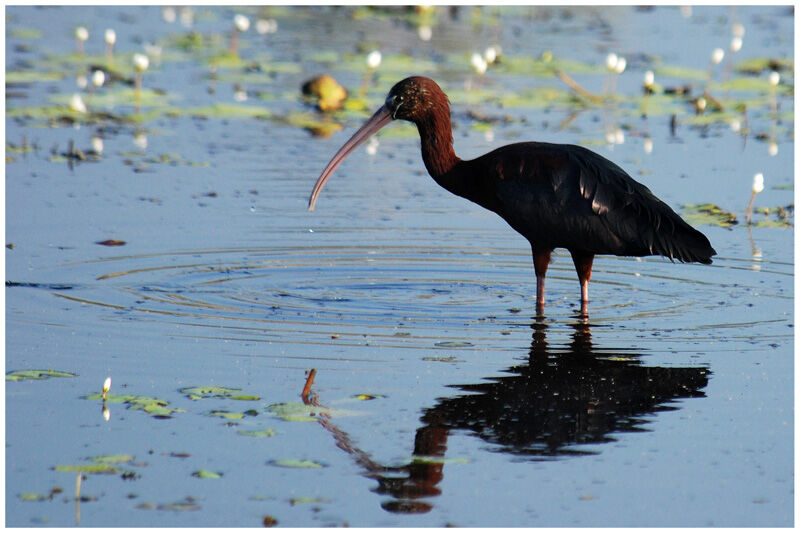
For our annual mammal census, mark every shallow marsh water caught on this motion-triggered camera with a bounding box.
[5,5,794,526]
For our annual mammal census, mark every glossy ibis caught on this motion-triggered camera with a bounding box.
[308,76,716,312]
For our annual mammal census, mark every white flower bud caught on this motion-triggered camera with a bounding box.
[711,48,724,65]
[769,71,780,86]
[418,25,432,41]
[768,142,778,156]
[614,57,626,74]
[75,26,88,42]
[69,93,87,113]
[91,136,103,154]
[484,46,498,64]
[471,53,487,75]
[605,53,618,71]
[696,97,707,111]
[133,133,147,150]
[91,70,105,87]
[366,50,382,69]
[234,14,250,32]
[366,137,379,156]
[752,173,764,194]
[133,53,149,72]
[104,28,116,46]
[162,7,176,23]
[730,37,742,53]
[643,70,655,87]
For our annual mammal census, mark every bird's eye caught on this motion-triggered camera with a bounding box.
[386,94,403,109]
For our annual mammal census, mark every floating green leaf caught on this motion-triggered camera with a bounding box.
[654,64,708,80]
[237,429,277,437]
[267,402,359,422]
[423,356,462,363]
[411,455,471,465]
[681,203,738,228]
[290,496,330,505]
[83,392,184,419]
[6,369,76,381]
[208,410,245,420]
[19,493,50,501]
[184,103,271,119]
[735,57,794,75]
[192,470,222,479]
[180,385,259,401]
[157,501,201,512]
[90,454,134,464]
[6,70,63,83]
[8,27,43,39]
[353,394,384,401]
[54,464,120,475]
[434,341,473,348]
[270,458,325,469]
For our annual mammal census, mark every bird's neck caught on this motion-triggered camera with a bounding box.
[415,107,461,184]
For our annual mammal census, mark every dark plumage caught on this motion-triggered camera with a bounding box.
[308,76,716,313]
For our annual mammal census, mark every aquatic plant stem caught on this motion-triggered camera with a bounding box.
[745,191,756,225]
[555,70,603,104]
[75,473,82,525]
[301,368,316,401]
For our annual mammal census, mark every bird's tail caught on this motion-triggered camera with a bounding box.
[647,216,716,264]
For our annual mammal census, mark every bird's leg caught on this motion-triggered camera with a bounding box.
[570,251,594,305]
[532,248,552,312]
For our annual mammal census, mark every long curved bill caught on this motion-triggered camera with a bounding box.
[307,105,393,211]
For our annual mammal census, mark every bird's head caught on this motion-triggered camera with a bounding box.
[308,76,448,211]
[384,76,445,122]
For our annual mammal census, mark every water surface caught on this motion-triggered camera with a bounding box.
[6,5,793,527]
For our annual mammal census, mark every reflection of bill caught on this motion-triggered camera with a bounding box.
[304,317,710,514]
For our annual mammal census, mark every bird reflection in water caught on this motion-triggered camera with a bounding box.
[303,317,710,515]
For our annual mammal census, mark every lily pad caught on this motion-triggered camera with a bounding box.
[267,402,358,422]
[8,27,43,39]
[353,394,384,401]
[54,464,120,475]
[157,501,201,512]
[654,64,708,80]
[6,369,76,381]
[207,410,245,420]
[270,458,326,469]
[411,455,471,465]
[6,70,63,83]
[191,470,222,479]
[434,341,473,348]
[90,454,134,464]
[290,497,330,505]
[19,492,51,501]
[184,103,271,119]
[83,392,184,419]
[423,356,462,363]
[734,57,794,75]
[180,385,260,401]
[682,203,738,227]
[237,429,277,437]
